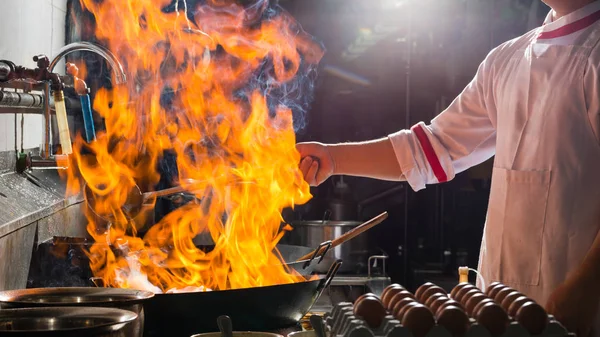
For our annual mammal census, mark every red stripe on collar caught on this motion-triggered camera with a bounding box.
[538,9,600,39]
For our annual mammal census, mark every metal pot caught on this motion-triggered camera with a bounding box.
[0,287,154,337]
[282,221,369,274]
[191,333,283,337]
[0,306,137,337]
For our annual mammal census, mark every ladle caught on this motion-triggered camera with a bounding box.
[310,315,327,337]
[84,178,203,222]
[217,315,234,337]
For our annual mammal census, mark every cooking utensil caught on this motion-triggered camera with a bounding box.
[310,315,326,337]
[281,220,367,274]
[142,259,342,337]
[277,241,333,274]
[295,211,388,262]
[192,332,283,337]
[0,306,137,337]
[84,178,204,222]
[218,316,234,337]
[0,287,154,337]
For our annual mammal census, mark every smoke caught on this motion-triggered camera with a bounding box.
[186,0,324,132]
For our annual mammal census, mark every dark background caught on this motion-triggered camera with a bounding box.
[65,0,550,290]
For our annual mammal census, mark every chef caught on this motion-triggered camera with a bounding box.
[297,0,600,335]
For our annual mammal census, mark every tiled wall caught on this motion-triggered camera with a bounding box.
[0,0,67,152]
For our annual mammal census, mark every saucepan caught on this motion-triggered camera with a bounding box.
[0,287,154,337]
[0,306,137,337]
[189,315,284,337]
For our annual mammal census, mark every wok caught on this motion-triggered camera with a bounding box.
[192,241,333,276]
[142,259,341,337]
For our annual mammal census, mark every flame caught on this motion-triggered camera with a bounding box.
[61,0,324,292]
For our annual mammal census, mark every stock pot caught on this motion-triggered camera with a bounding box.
[282,220,370,274]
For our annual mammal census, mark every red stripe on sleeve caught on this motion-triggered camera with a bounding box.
[412,124,448,183]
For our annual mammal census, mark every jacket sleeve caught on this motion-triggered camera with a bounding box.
[388,53,497,191]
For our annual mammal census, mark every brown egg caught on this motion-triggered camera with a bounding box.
[476,302,509,336]
[420,285,447,303]
[472,298,495,318]
[484,282,503,296]
[382,287,407,309]
[382,283,404,301]
[460,288,482,306]
[424,293,448,308]
[392,298,418,318]
[353,296,387,328]
[396,301,420,322]
[437,299,464,316]
[487,284,508,299]
[465,293,488,316]
[429,296,451,315]
[436,305,471,337]
[386,290,415,311]
[494,287,514,305]
[486,281,502,291]
[414,282,435,302]
[354,293,380,308]
[516,301,548,335]
[500,291,523,312]
[401,304,435,337]
[450,282,471,298]
[454,284,480,303]
[508,296,530,318]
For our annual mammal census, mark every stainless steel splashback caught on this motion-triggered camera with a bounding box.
[0,159,87,290]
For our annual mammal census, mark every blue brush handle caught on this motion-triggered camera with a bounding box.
[80,94,96,143]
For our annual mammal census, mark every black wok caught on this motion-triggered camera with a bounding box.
[142,259,341,337]
[192,241,333,276]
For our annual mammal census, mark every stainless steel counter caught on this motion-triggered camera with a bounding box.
[0,163,86,291]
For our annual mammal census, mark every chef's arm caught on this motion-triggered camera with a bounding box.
[383,50,499,191]
[326,138,402,181]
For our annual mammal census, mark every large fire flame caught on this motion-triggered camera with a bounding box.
[61,0,324,292]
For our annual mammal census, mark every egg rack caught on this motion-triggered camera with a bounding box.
[321,282,575,337]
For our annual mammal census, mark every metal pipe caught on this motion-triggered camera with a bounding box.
[49,42,126,84]
[0,91,44,109]
[0,61,12,81]
[0,95,82,114]
[42,82,51,159]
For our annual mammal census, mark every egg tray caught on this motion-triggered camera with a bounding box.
[324,302,574,337]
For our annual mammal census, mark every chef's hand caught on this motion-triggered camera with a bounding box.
[297,142,335,186]
[546,268,600,337]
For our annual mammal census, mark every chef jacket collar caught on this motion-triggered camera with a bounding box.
[542,0,600,27]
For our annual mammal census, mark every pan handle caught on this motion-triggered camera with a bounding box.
[317,259,342,292]
[302,240,333,269]
[89,277,105,287]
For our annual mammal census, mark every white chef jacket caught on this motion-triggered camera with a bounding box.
[389,0,600,333]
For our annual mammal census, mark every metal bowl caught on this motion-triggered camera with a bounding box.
[0,287,153,306]
[287,331,316,337]
[0,287,153,337]
[0,306,136,336]
[191,332,284,337]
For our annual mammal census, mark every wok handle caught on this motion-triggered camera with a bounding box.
[296,211,389,262]
[318,259,342,291]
